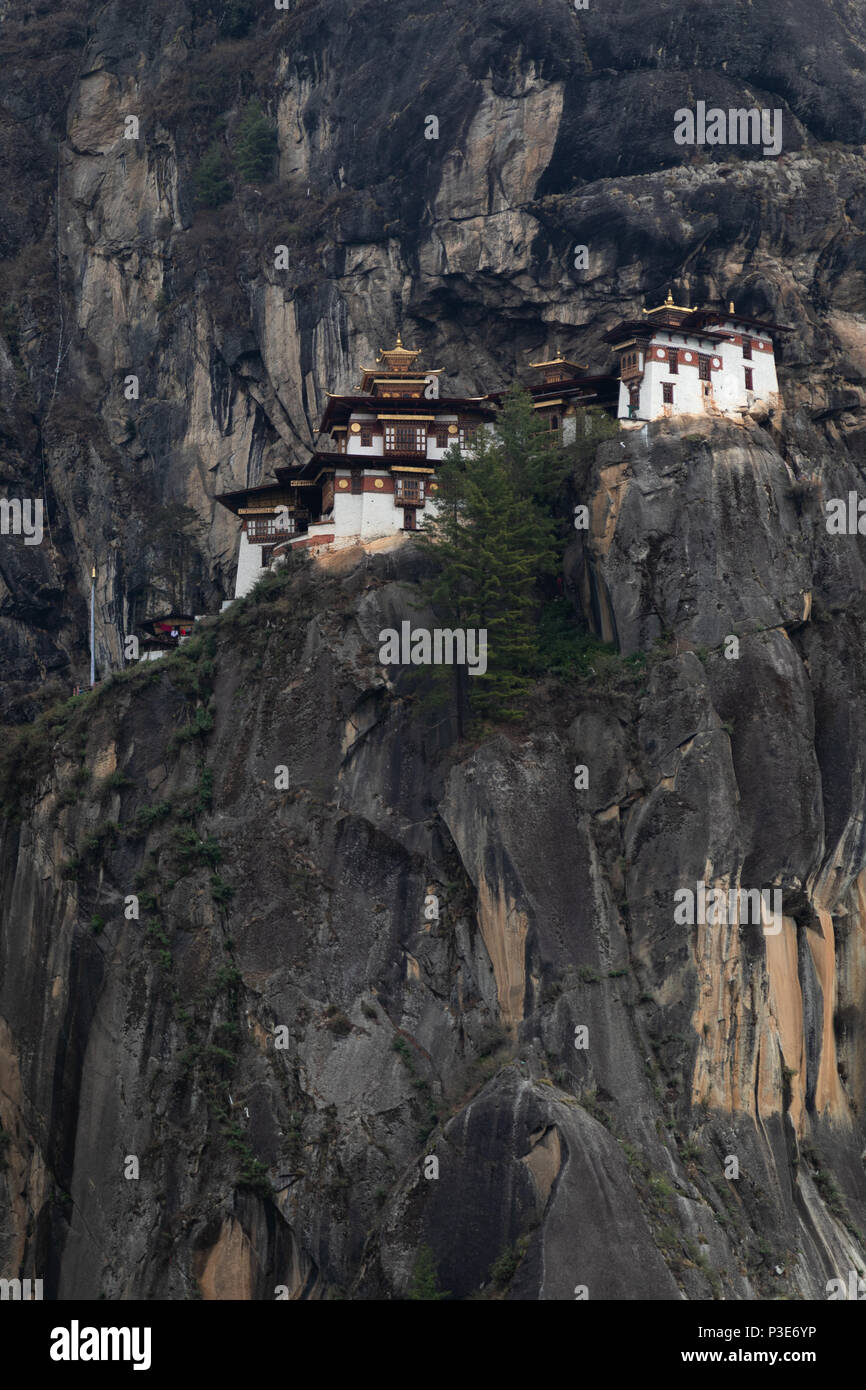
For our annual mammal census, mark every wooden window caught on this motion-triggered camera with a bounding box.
[742,338,752,360]
[360,426,373,447]
[384,423,426,455]
[351,469,363,495]
[667,349,678,374]
[435,428,448,448]
[458,426,477,449]
[662,382,674,404]
[394,477,425,505]
[698,355,711,381]
[744,367,754,391]
[247,515,294,543]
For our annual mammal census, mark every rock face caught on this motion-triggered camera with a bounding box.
[1,514,865,1301]
[1,0,866,1299]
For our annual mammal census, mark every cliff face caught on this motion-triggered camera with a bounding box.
[5,0,866,711]
[1,0,866,1299]
[1,489,865,1300]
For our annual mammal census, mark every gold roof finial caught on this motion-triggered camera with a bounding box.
[642,288,691,316]
[376,335,422,371]
[729,300,735,313]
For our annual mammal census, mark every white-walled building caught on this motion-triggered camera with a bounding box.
[605,291,787,422]
[215,300,785,602]
[293,342,495,553]
[216,339,601,597]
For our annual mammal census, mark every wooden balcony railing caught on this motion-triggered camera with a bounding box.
[384,424,428,458]
[246,513,308,543]
[394,479,426,506]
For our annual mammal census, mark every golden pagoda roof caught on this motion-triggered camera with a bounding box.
[364,335,423,373]
[642,288,692,315]
[529,350,588,370]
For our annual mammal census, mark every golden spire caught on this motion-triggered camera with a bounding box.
[376,335,422,371]
[529,350,588,370]
[642,287,691,315]
[729,300,735,313]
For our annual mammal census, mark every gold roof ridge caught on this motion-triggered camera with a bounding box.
[642,287,692,315]
[530,350,588,369]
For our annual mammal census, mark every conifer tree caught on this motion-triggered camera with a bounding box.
[419,388,562,723]
[408,1243,450,1300]
[218,0,254,37]
[232,100,278,182]
[193,143,233,208]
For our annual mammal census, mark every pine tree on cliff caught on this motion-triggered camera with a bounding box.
[233,101,278,183]
[193,143,232,208]
[408,1244,450,1300]
[419,387,562,724]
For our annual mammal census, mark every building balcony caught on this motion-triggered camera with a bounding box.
[246,512,309,543]
[383,424,429,459]
[384,443,428,461]
[394,479,427,506]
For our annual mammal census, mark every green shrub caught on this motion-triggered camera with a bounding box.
[193,143,232,208]
[210,874,234,904]
[199,835,222,866]
[489,1245,520,1288]
[325,1011,353,1038]
[132,801,173,831]
[238,1154,271,1199]
[83,821,119,857]
[649,1174,675,1202]
[196,766,214,812]
[408,1244,449,1301]
[232,100,278,182]
[218,0,255,37]
[171,705,215,748]
[173,828,222,868]
[392,1036,412,1063]
[214,965,242,994]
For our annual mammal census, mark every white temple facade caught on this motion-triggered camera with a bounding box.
[605,292,786,422]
